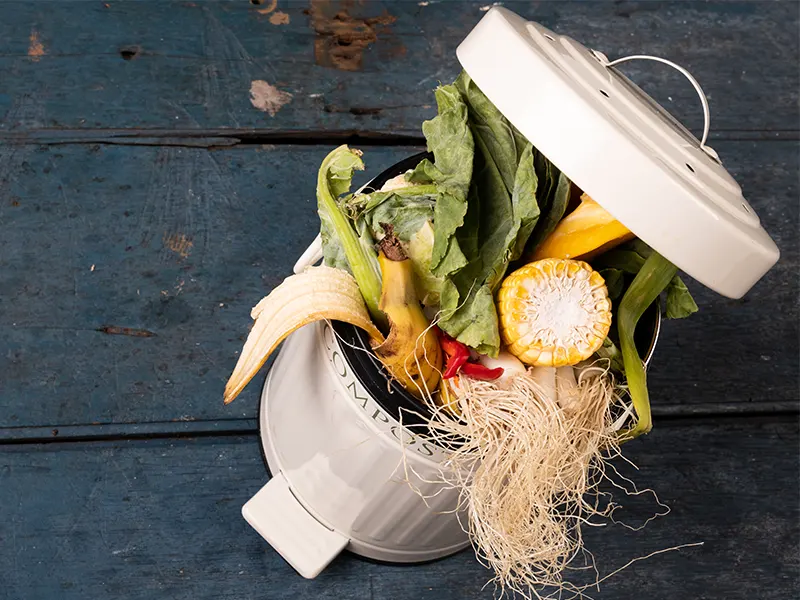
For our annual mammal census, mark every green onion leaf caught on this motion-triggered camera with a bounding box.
[617,251,677,441]
[316,145,387,330]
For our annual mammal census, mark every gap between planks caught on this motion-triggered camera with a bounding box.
[0,401,797,445]
[0,418,258,445]
[0,128,797,149]
[0,129,427,148]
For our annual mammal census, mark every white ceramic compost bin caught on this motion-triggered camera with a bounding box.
[243,153,476,578]
[241,7,780,579]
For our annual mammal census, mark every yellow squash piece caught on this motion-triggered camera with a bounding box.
[531,194,634,261]
[224,266,384,404]
[497,259,612,367]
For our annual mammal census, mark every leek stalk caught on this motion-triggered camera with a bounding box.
[617,251,677,440]
[316,147,388,330]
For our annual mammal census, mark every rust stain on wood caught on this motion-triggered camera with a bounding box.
[249,80,293,116]
[97,326,157,338]
[269,11,290,25]
[163,232,194,259]
[308,0,397,72]
[28,30,45,61]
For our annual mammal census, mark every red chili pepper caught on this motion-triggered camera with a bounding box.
[436,328,466,357]
[460,361,504,381]
[435,327,471,379]
[443,351,469,379]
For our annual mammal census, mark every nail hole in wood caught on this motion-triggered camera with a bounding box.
[120,46,140,60]
[250,0,263,5]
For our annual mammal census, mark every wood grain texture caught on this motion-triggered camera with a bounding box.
[0,2,796,598]
[0,142,796,430]
[0,0,796,136]
[0,418,797,600]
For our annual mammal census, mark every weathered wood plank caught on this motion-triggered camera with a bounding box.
[0,145,414,429]
[0,1,796,136]
[0,142,796,429]
[0,418,797,599]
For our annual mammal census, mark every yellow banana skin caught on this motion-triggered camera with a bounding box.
[224,266,384,405]
[373,240,442,398]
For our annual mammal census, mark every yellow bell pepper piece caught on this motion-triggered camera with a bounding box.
[531,194,635,261]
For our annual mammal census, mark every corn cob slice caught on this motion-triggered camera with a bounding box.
[531,194,634,261]
[498,259,611,367]
[224,266,384,404]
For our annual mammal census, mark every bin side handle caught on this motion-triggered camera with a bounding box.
[242,473,349,578]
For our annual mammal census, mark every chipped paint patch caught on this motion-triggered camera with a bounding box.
[28,30,45,61]
[309,0,397,72]
[269,10,290,25]
[249,80,293,116]
[163,232,194,259]
[256,0,278,14]
[98,325,156,338]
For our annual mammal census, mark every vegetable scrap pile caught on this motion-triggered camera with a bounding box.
[224,72,698,597]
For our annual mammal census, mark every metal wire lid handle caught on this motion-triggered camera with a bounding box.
[595,52,720,162]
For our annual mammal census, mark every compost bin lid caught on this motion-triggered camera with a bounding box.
[456,7,779,298]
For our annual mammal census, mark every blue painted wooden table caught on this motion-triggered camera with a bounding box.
[1,2,797,598]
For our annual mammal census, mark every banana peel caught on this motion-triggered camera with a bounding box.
[372,228,443,398]
[437,377,462,416]
[224,266,384,404]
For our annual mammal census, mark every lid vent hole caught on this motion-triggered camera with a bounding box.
[686,163,695,173]
[742,203,751,213]
[600,89,610,98]
[544,33,555,41]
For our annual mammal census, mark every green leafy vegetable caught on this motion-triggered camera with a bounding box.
[595,336,625,374]
[417,84,474,278]
[453,73,539,276]
[509,143,541,262]
[525,170,570,253]
[346,184,444,305]
[430,75,546,356]
[624,240,698,319]
[617,251,678,440]
[665,276,699,319]
[316,145,387,329]
[435,141,509,354]
[591,249,645,275]
[414,73,566,355]
[438,281,499,355]
[592,240,698,320]
[600,268,625,301]
[406,221,443,306]
[348,186,438,243]
[455,72,527,192]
